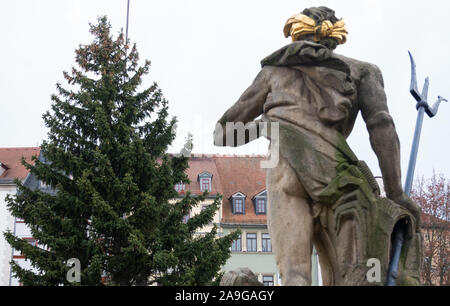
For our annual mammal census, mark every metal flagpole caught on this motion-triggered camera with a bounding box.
[125,0,130,46]
[123,0,130,83]
[386,51,447,286]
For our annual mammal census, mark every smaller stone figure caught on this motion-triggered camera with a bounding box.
[220,268,264,286]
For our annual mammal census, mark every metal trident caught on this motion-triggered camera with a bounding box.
[386,52,447,286]
[404,51,447,195]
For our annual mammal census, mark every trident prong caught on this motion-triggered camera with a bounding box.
[408,51,445,118]
[428,96,448,118]
[421,77,429,104]
[408,51,421,102]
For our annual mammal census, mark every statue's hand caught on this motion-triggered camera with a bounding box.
[391,192,421,224]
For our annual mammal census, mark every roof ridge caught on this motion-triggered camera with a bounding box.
[0,147,40,150]
[212,154,267,158]
[167,152,268,158]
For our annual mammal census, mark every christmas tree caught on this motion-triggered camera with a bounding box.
[4,16,238,286]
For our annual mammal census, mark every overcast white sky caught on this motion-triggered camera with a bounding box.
[1,0,449,185]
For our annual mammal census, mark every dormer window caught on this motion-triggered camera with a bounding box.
[0,162,8,176]
[256,198,266,214]
[198,171,212,192]
[253,190,267,215]
[40,181,49,189]
[200,178,210,192]
[230,192,246,215]
[234,198,244,214]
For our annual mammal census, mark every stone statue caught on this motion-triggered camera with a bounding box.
[214,7,423,285]
[219,268,264,286]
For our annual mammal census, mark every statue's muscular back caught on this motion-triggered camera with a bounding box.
[260,53,384,141]
[217,45,409,209]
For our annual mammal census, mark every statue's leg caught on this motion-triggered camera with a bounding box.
[313,226,335,286]
[267,155,314,286]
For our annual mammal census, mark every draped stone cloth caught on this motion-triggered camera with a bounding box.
[259,40,372,204]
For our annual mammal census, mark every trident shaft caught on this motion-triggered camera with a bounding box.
[386,52,447,286]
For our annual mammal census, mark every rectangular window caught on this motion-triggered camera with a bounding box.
[175,182,185,192]
[233,198,244,214]
[231,235,241,252]
[262,233,272,252]
[200,178,211,192]
[202,204,213,225]
[263,275,274,286]
[26,239,38,249]
[256,198,266,214]
[246,233,257,252]
[26,238,37,246]
[14,238,38,259]
[182,214,190,224]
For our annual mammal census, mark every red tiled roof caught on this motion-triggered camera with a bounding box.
[179,154,268,225]
[214,156,267,225]
[181,155,450,229]
[0,147,40,181]
[421,213,450,229]
[183,154,223,195]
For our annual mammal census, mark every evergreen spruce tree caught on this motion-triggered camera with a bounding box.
[4,16,238,286]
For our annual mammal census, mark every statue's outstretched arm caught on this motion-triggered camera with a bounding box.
[214,69,270,147]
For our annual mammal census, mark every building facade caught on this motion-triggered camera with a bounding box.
[176,155,281,285]
[0,147,40,286]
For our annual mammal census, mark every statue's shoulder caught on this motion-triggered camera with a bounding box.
[333,53,383,83]
[259,65,295,80]
[260,64,288,74]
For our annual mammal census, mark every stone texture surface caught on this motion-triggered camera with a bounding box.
[219,268,264,286]
[215,37,423,285]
